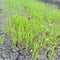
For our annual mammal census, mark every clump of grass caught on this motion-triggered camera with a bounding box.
[2,0,60,60]
[0,35,4,44]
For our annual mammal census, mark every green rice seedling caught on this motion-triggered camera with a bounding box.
[2,0,60,60]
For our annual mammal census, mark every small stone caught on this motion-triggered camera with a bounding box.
[12,53,16,56]
[12,49,16,53]
[2,47,6,50]
[57,49,60,57]
[16,47,19,52]
[0,49,2,56]
[25,55,31,59]
[58,40,60,46]
[58,57,60,60]
[2,54,7,58]
[11,55,16,60]
[5,58,10,60]
[30,49,33,53]
[39,49,45,55]
[18,55,24,60]
[23,59,30,60]
[0,44,3,49]
[58,53,60,57]
[0,57,3,60]
[15,52,19,57]
[6,49,10,53]
[37,55,47,60]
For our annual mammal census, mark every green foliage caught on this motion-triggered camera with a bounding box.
[0,35,4,44]
[2,0,60,60]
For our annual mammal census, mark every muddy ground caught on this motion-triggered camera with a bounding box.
[40,0,60,8]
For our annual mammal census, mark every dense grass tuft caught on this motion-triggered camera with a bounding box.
[2,0,60,60]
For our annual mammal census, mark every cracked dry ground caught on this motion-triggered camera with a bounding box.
[0,1,60,60]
